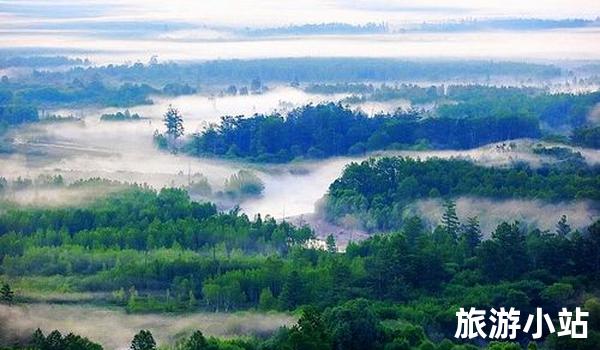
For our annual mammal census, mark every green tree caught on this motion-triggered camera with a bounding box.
[184,330,208,350]
[259,288,277,311]
[556,215,571,237]
[45,330,65,350]
[441,199,460,240]
[479,222,529,281]
[188,290,197,309]
[326,234,337,253]
[30,328,45,349]
[0,283,14,304]
[324,299,380,350]
[280,270,304,310]
[131,330,156,350]
[402,216,424,247]
[224,170,265,198]
[287,306,331,350]
[163,105,184,140]
[460,216,482,258]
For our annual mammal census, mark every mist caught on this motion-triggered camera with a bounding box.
[4,96,599,219]
[408,197,599,236]
[1,88,598,243]
[0,304,294,350]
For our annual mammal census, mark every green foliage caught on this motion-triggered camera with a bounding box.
[186,102,541,162]
[178,86,600,163]
[18,81,156,107]
[0,87,38,126]
[131,330,156,350]
[25,328,102,350]
[0,283,14,304]
[258,288,277,311]
[325,156,600,231]
[100,110,141,121]
[540,283,575,305]
[183,331,208,350]
[29,59,560,86]
[223,170,265,199]
[325,234,337,253]
[164,105,184,139]
[323,299,381,350]
[572,125,600,148]
[442,200,460,240]
[289,306,331,350]
[2,185,600,349]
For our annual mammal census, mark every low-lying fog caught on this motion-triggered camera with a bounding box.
[0,304,294,350]
[3,28,600,63]
[1,87,599,237]
[409,197,599,236]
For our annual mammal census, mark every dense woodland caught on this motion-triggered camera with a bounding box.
[185,103,540,162]
[0,79,196,108]
[310,84,600,129]
[0,183,599,349]
[571,126,600,148]
[181,86,600,162]
[0,75,197,133]
[25,58,562,86]
[0,87,39,128]
[324,157,600,231]
[0,56,90,69]
[1,55,600,350]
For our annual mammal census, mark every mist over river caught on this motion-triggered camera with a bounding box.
[1,87,598,240]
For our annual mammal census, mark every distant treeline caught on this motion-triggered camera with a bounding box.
[29,58,562,86]
[100,110,141,121]
[241,22,389,37]
[414,18,600,32]
[311,83,547,106]
[0,55,90,68]
[15,81,153,107]
[0,77,196,129]
[238,18,599,37]
[308,84,599,128]
[324,157,600,231]
[185,101,541,162]
[439,88,600,129]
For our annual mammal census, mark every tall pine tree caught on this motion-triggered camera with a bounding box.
[461,216,482,258]
[442,199,460,241]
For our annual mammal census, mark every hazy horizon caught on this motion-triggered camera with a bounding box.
[1,0,600,64]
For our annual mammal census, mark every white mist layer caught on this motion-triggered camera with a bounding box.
[0,304,294,350]
[3,29,600,64]
[1,89,598,220]
[409,197,599,236]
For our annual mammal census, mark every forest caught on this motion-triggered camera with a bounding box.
[26,58,562,86]
[2,0,600,349]
[0,183,599,350]
[324,157,600,231]
[185,102,541,162]
[0,58,598,350]
[178,86,600,163]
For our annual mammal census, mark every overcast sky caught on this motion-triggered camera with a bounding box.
[0,0,599,63]
[1,0,599,27]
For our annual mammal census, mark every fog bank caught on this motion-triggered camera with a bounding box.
[409,197,599,236]
[0,304,294,350]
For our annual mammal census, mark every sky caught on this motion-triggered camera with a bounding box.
[0,1,599,63]
[1,0,599,26]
